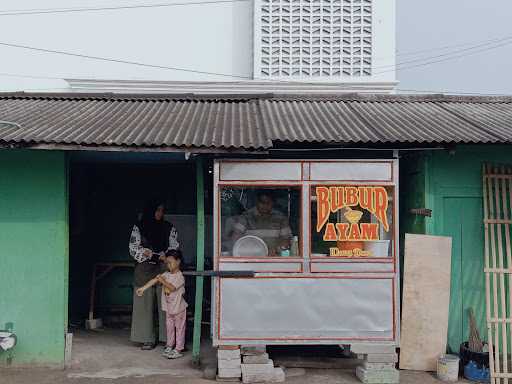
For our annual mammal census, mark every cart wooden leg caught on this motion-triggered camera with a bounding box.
[88,265,97,321]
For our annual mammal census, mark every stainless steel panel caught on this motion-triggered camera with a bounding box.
[310,261,394,273]
[220,162,302,181]
[302,162,310,181]
[219,261,302,273]
[393,158,401,345]
[212,161,220,339]
[218,277,394,340]
[302,185,310,272]
[310,162,392,181]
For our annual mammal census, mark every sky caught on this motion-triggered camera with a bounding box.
[396,0,512,95]
[0,0,511,94]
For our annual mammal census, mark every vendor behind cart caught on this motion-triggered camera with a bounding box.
[231,190,292,256]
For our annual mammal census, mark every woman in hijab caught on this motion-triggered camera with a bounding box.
[129,199,179,350]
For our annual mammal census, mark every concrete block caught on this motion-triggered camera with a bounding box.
[356,373,398,383]
[85,318,103,330]
[243,353,270,364]
[351,343,396,355]
[241,361,274,375]
[218,367,242,379]
[356,366,399,384]
[218,349,241,360]
[216,375,240,382]
[242,361,275,383]
[364,353,398,363]
[64,332,73,368]
[242,372,276,383]
[241,345,267,355]
[362,362,396,371]
[219,358,242,370]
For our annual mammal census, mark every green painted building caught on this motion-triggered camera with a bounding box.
[2,145,510,365]
[0,150,68,365]
[1,93,512,366]
[401,145,512,353]
[0,149,205,367]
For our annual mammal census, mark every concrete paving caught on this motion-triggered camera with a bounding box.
[65,328,214,379]
[1,328,471,384]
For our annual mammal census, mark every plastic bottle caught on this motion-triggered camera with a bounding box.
[290,236,299,257]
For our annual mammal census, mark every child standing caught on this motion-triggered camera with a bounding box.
[136,249,187,359]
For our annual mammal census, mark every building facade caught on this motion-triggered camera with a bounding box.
[1,93,512,367]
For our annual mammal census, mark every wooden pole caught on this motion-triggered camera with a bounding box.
[490,166,502,383]
[192,157,205,365]
[484,164,512,384]
[502,166,512,384]
[495,167,508,383]
[484,164,497,384]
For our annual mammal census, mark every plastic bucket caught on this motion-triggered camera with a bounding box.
[437,354,460,382]
[460,342,490,383]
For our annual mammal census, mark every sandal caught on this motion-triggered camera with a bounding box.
[141,342,156,350]
[167,349,184,359]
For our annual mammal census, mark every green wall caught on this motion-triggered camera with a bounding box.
[403,145,512,353]
[400,153,427,237]
[0,149,68,366]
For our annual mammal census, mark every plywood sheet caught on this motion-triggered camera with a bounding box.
[400,234,452,371]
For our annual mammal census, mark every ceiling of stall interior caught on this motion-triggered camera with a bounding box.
[69,150,188,164]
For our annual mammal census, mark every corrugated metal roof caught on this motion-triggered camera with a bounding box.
[0,95,269,149]
[259,99,381,143]
[439,102,512,141]
[260,97,512,144]
[0,92,511,150]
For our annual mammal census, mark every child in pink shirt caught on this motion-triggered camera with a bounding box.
[136,249,187,359]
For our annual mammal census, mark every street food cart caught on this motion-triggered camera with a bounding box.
[212,159,399,347]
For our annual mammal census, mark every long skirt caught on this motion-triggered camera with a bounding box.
[130,284,167,343]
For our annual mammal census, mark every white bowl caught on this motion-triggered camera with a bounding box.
[232,235,269,257]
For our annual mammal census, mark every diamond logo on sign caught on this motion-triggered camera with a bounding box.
[315,186,390,257]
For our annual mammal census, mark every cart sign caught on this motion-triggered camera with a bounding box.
[316,186,390,257]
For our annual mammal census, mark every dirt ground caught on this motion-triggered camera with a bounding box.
[1,367,469,384]
[1,328,469,384]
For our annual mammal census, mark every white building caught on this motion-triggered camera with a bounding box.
[0,0,397,93]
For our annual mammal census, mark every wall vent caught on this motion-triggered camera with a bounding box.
[255,0,373,80]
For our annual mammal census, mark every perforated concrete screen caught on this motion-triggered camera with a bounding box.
[255,0,372,80]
